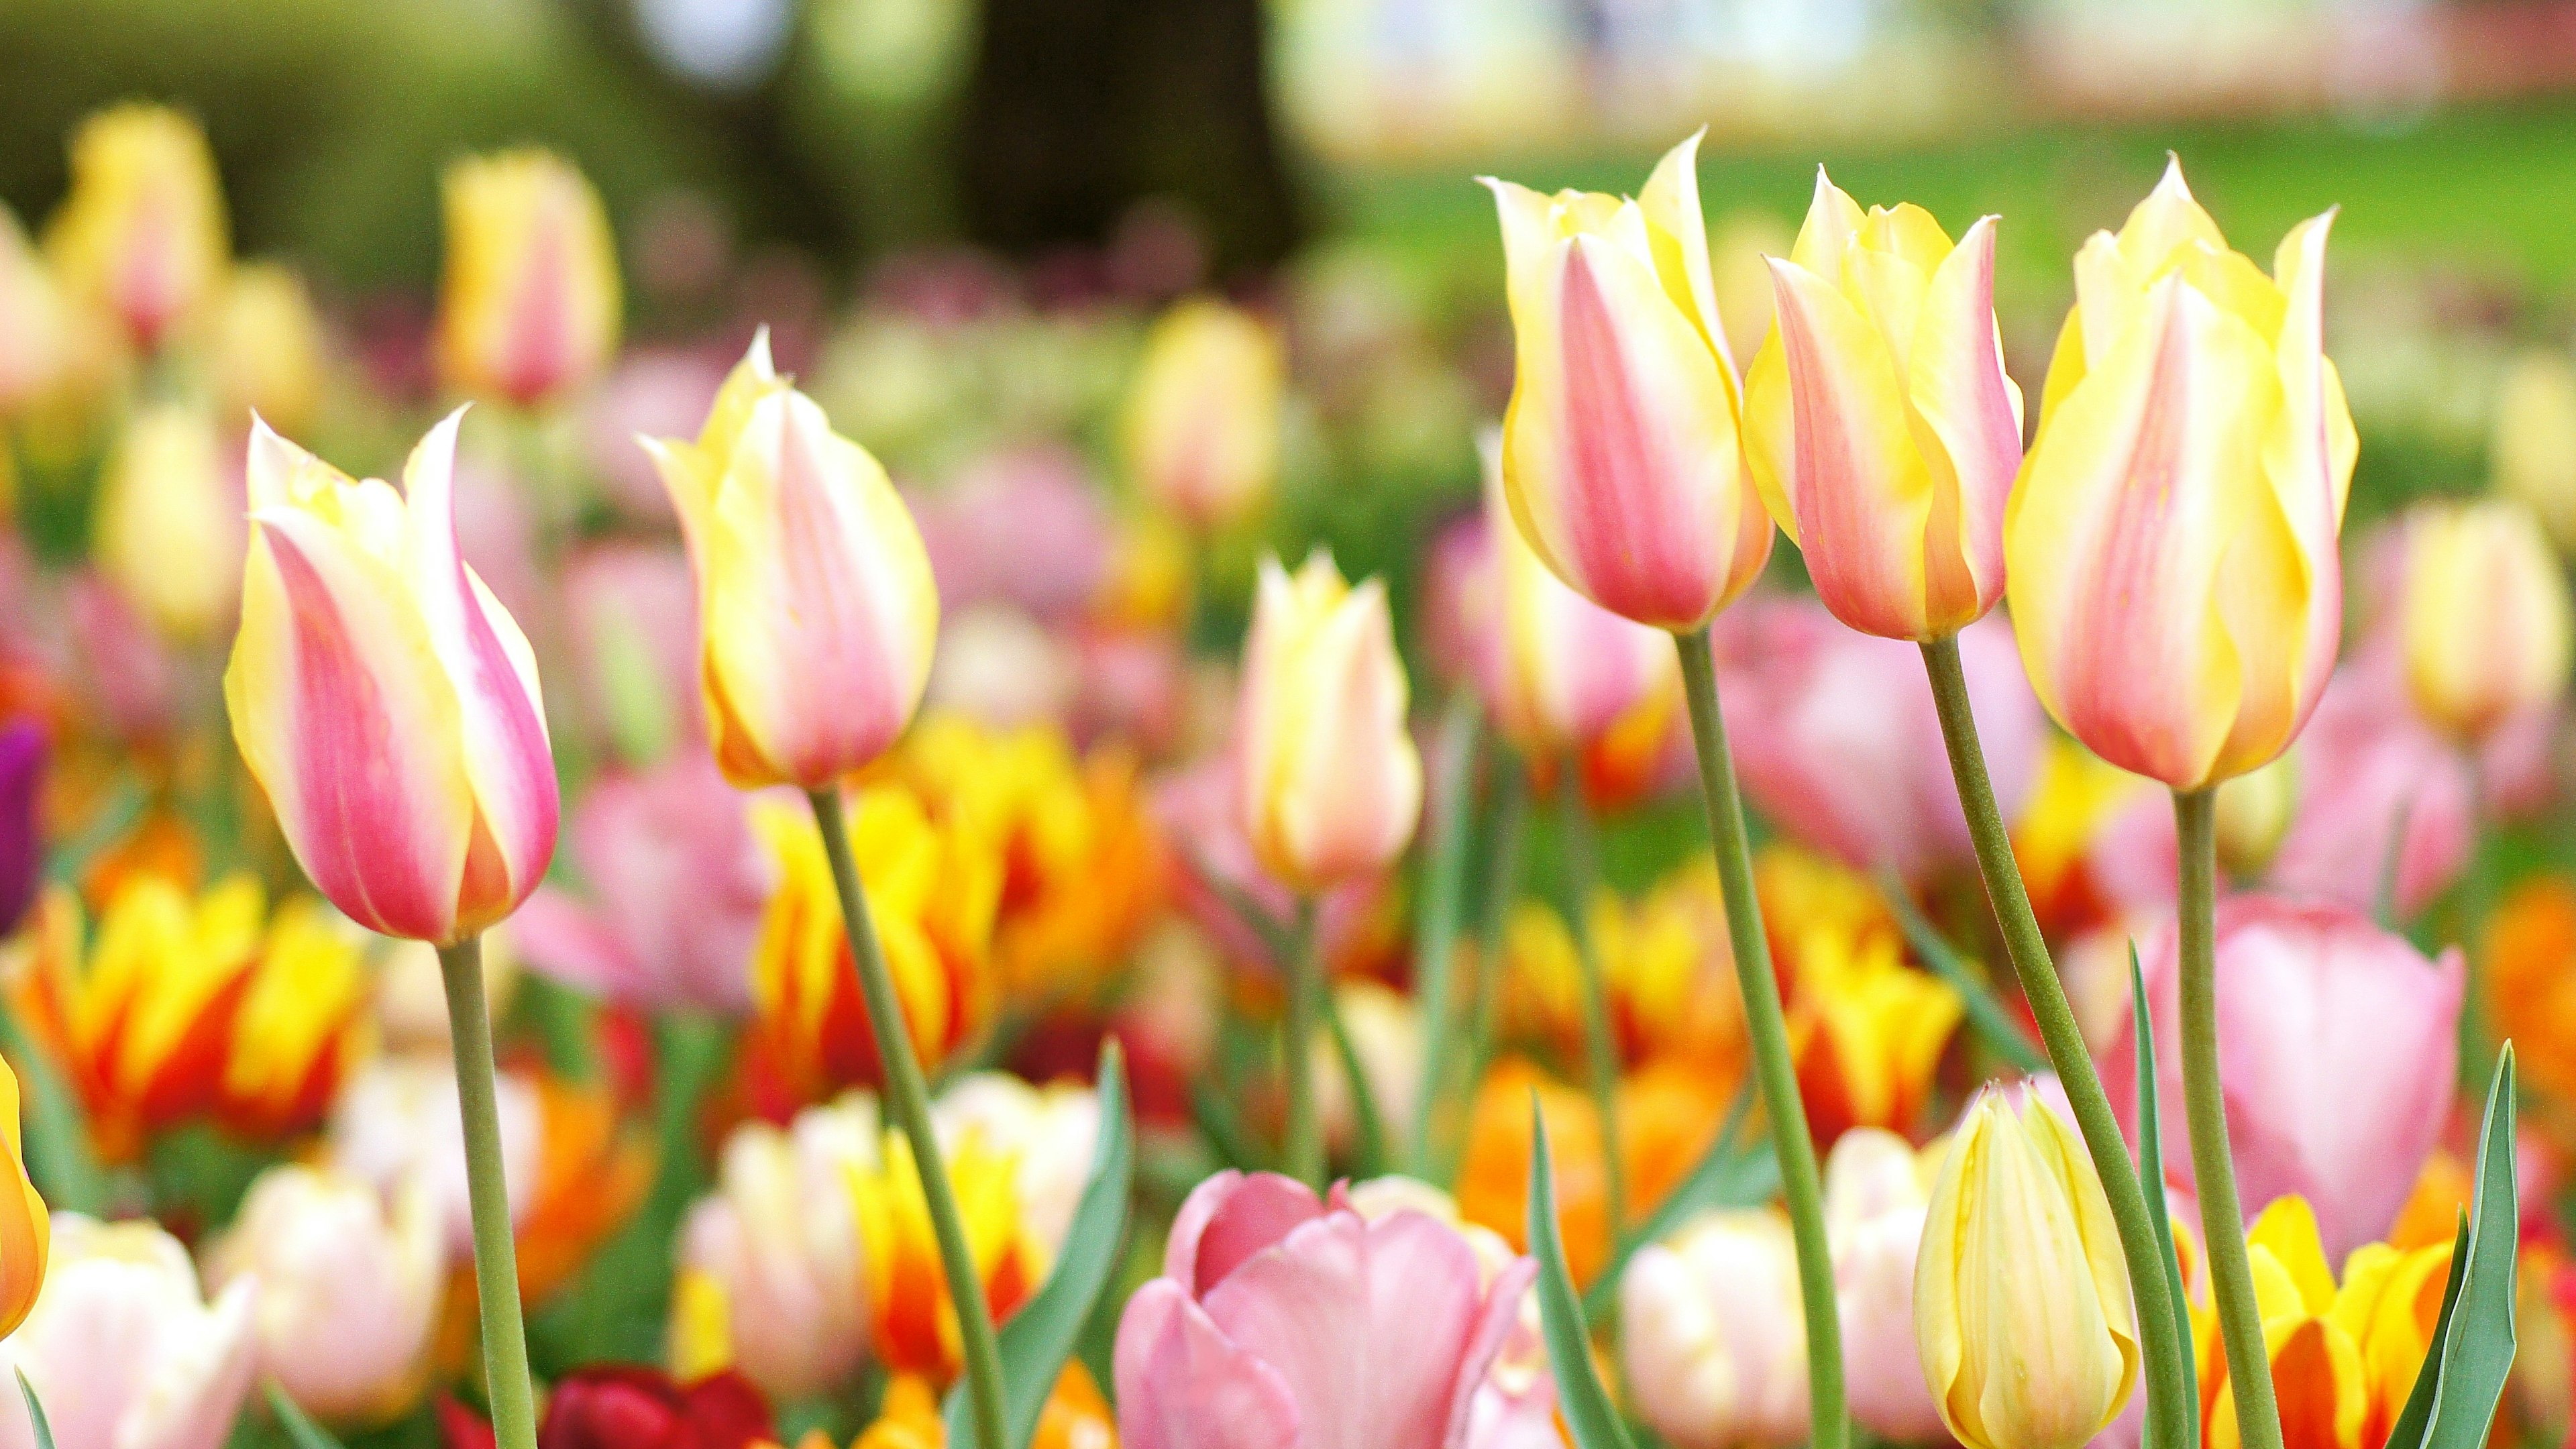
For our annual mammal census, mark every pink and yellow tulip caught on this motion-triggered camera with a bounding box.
[43,104,227,356]
[1486,133,1773,631]
[435,150,621,409]
[2005,159,2354,791]
[1621,1208,1813,1449]
[0,1215,258,1449]
[224,413,558,944]
[1123,299,1285,529]
[2396,498,2572,743]
[1744,171,2023,641]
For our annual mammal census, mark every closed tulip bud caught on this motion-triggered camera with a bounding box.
[1915,1088,2138,1449]
[0,1059,46,1340]
[212,263,327,437]
[94,400,241,640]
[2493,349,2576,552]
[203,1165,445,1425]
[1123,299,1283,528]
[0,205,63,416]
[1620,1210,1811,1449]
[2398,499,2571,742]
[1,1215,257,1449]
[1487,132,1773,631]
[1745,170,2023,641]
[43,104,227,356]
[1237,550,1421,890]
[435,150,621,409]
[2006,158,2354,791]
[224,412,558,943]
[645,333,939,789]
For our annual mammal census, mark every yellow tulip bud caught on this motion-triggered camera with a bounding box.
[44,103,228,356]
[1915,1089,2139,1449]
[213,262,327,437]
[2398,498,2572,741]
[2493,349,2576,553]
[1123,298,1284,528]
[435,150,621,409]
[93,400,241,639]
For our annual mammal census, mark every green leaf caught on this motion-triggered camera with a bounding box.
[1528,1102,1638,1449]
[1324,996,1389,1179]
[2129,945,2196,1449]
[2402,1044,2519,1449]
[265,1381,347,1449]
[944,1041,1136,1449]
[17,1368,52,1449]
[1877,871,2048,1075]
[2383,1214,2472,1449]
[1582,1082,1773,1324]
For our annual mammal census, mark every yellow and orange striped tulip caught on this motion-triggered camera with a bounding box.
[224,413,559,944]
[44,103,227,355]
[2397,498,2571,742]
[435,150,620,409]
[1124,297,1284,529]
[1236,550,1421,891]
[1745,170,2022,641]
[0,1057,46,1339]
[2006,159,2354,792]
[646,333,940,790]
[1486,133,1773,631]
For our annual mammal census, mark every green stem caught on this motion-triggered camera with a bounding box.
[1281,899,1326,1189]
[807,790,1006,1449]
[1919,635,2194,1449]
[1409,698,1484,1177]
[1553,762,1625,1233]
[1672,628,1845,1449]
[437,936,538,1449]
[2176,788,2283,1449]
[1464,764,1528,1087]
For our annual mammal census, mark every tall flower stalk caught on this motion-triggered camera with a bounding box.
[438,938,540,1449]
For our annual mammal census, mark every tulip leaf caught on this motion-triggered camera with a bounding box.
[2386,1044,2518,1449]
[266,1381,348,1449]
[943,1040,1134,1449]
[1581,1081,1771,1324]
[1324,996,1389,1179]
[17,1369,52,1449]
[2129,945,2197,1449]
[1529,1103,1640,1449]
[1878,871,2048,1075]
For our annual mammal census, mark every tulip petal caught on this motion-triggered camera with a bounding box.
[1638,130,1732,373]
[1271,580,1421,883]
[1114,1280,1301,1449]
[1167,1171,1326,1299]
[1442,1256,1539,1448]
[1909,215,2023,624]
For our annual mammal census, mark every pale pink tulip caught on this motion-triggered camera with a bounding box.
[325,1057,543,1257]
[0,1216,256,1449]
[911,444,1114,622]
[1713,594,2041,881]
[2269,651,2473,920]
[1620,1210,1811,1449]
[2108,894,2462,1258]
[1824,1128,1947,1443]
[1115,1171,1534,1449]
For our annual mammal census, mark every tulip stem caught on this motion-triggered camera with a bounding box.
[1673,628,1845,1449]
[1553,762,1626,1234]
[1409,696,1483,1177]
[1281,898,1326,1189]
[2175,788,2283,1449]
[807,790,1008,1449]
[437,936,539,1449]
[1919,636,2195,1449]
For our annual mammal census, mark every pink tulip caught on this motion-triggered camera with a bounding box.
[1619,1210,1811,1449]
[910,444,1115,623]
[1711,593,2042,881]
[2108,894,2462,1258]
[1114,1171,1535,1449]
[1824,1128,1947,1443]
[2268,650,2473,920]
[0,1216,257,1449]
[562,542,705,763]
[510,755,769,1014]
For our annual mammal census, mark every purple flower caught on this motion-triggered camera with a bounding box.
[0,720,44,936]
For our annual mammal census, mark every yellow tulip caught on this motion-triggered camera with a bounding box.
[1486,131,1774,631]
[435,150,621,409]
[0,204,64,415]
[2005,158,2354,791]
[0,1057,47,1339]
[93,399,239,639]
[1123,298,1284,528]
[44,103,228,355]
[645,333,941,789]
[213,262,327,436]
[1236,550,1421,890]
[1744,170,2023,641]
[1915,1088,2139,1449]
[2492,349,2576,553]
[2398,498,2572,741]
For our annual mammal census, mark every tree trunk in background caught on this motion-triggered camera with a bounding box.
[961,0,1305,279]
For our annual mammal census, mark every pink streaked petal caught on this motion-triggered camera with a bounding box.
[1114,1280,1302,1449]
[1275,583,1420,883]
[1907,217,2021,622]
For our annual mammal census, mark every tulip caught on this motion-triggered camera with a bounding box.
[435,150,621,409]
[1714,594,2043,882]
[2396,498,2572,742]
[1485,132,1774,631]
[2493,348,2576,553]
[1743,171,2022,641]
[930,1073,1102,1254]
[1342,1176,1560,1449]
[675,1093,877,1400]
[325,1057,543,1257]
[224,412,558,945]
[511,756,767,1014]
[2268,650,2473,919]
[1915,1087,2138,1449]
[211,262,327,437]
[93,400,241,640]
[848,1128,1044,1383]
[42,104,227,356]
[645,332,940,790]
[0,1059,45,1340]
[0,721,41,938]
[533,1368,771,1449]
[1237,549,1421,891]
[2110,895,2462,1258]
[1621,1208,1811,1448]
[1114,1169,1535,1449]
[1122,298,1284,529]
[2006,159,2353,792]
[1788,915,1963,1146]
[0,1214,257,1449]
[1151,755,1385,979]
[203,1164,445,1425]
[1824,1128,1946,1443]
[0,206,62,415]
